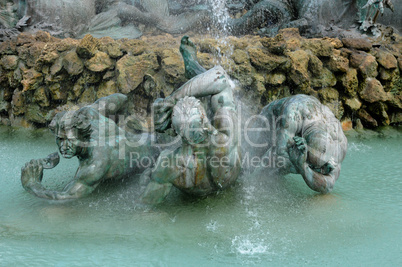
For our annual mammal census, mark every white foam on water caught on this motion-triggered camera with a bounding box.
[231,235,268,256]
[169,215,177,223]
[206,220,220,232]
[348,142,372,152]
[246,208,258,218]
[243,185,256,196]
[249,219,261,231]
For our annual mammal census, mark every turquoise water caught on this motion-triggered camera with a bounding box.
[0,125,401,266]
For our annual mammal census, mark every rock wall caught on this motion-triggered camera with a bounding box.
[0,29,401,130]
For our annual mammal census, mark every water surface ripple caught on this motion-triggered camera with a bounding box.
[0,126,401,266]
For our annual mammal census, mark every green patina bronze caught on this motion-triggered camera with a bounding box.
[20,37,242,203]
[179,36,206,80]
[140,37,241,204]
[108,0,397,36]
[21,93,158,200]
[256,94,348,193]
[1,0,398,40]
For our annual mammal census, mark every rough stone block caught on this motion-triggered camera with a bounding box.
[359,78,389,103]
[85,51,113,72]
[342,38,372,51]
[76,34,100,59]
[63,51,84,75]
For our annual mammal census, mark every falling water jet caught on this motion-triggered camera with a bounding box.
[205,0,235,66]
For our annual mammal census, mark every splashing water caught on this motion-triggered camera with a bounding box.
[231,235,268,255]
[209,0,231,36]
[347,142,372,153]
[206,220,220,232]
[207,0,234,64]
[0,127,402,265]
